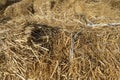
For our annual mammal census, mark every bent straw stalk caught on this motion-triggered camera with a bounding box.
[87,22,120,27]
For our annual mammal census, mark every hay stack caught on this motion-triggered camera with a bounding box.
[0,21,120,79]
[0,0,120,80]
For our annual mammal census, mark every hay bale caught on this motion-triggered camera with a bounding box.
[0,21,120,79]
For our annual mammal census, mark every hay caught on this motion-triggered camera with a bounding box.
[0,0,21,10]
[2,0,120,27]
[0,20,120,79]
[4,0,33,17]
[0,0,120,80]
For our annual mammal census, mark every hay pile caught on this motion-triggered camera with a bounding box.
[2,0,120,28]
[0,0,120,80]
[0,19,120,79]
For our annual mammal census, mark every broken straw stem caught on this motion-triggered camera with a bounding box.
[70,33,74,61]
[87,22,120,27]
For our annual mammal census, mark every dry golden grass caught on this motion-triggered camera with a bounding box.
[0,0,120,80]
[0,21,120,79]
